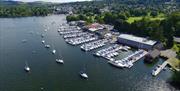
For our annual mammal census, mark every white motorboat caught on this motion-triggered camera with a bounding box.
[45,45,50,48]
[24,66,30,72]
[24,62,30,72]
[56,59,64,64]
[108,61,126,68]
[42,40,45,44]
[79,71,88,79]
[52,49,56,54]
[121,47,128,51]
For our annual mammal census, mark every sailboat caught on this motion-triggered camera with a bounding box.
[24,62,30,72]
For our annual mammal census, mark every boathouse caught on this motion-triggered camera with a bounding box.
[145,49,160,62]
[118,34,157,50]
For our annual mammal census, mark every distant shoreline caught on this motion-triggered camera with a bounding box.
[0,14,66,18]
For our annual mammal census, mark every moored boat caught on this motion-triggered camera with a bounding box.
[52,49,56,54]
[24,62,30,72]
[79,71,88,79]
[56,59,64,64]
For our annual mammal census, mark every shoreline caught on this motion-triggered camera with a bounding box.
[0,14,66,18]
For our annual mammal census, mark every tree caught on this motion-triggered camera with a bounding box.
[0,5,52,17]
[171,71,180,89]
[150,11,158,17]
[66,15,79,22]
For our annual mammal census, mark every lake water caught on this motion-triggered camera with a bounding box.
[0,15,179,91]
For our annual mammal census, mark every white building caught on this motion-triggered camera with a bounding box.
[118,34,157,50]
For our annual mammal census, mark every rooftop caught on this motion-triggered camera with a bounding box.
[118,34,157,46]
[148,49,160,58]
[87,23,104,32]
[174,37,180,43]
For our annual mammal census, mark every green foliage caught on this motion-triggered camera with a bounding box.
[150,11,158,17]
[0,5,52,17]
[171,71,180,85]
[66,15,79,22]
[178,52,180,59]
[168,12,180,37]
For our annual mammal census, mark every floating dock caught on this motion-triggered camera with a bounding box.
[80,39,108,51]
[94,44,123,61]
[152,61,168,76]
[65,35,98,45]
[108,50,148,68]
[63,32,89,38]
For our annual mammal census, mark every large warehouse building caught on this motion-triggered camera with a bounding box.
[118,34,157,50]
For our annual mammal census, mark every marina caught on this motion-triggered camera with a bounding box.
[80,39,108,51]
[108,50,148,68]
[0,15,176,91]
[94,44,123,61]
[63,32,88,38]
[59,30,82,35]
[65,35,98,45]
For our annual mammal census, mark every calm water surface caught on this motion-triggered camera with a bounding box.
[0,15,179,91]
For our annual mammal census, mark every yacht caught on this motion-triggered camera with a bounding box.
[52,49,56,54]
[56,59,64,64]
[108,61,126,68]
[79,71,88,79]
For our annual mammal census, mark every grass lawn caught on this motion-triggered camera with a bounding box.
[149,17,165,21]
[126,17,143,23]
[126,13,165,23]
[167,58,180,71]
[172,43,180,53]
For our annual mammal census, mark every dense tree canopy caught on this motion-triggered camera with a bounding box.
[0,5,52,17]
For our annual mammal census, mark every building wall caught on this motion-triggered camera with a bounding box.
[118,38,153,50]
